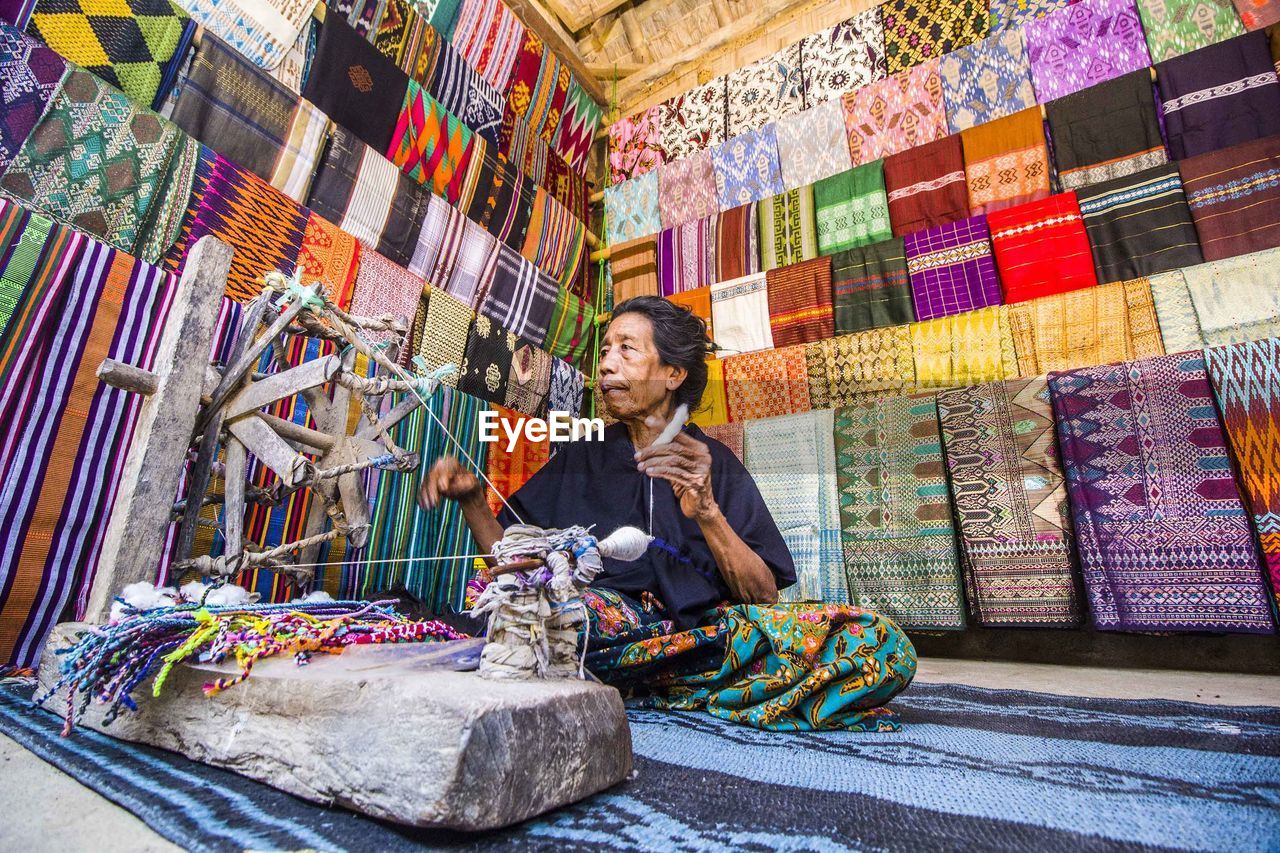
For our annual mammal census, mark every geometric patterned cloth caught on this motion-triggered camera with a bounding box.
[757,185,817,271]
[1230,0,1280,27]
[27,0,190,108]
[804,325,917,409]
[722,344,812,422]
[1135,0,1244,61]
[170,0,311,70]
[478,242,556,346]
[987,191,1099,303]
[711,124,785,210]
[550,79,600,176]
[1179,133,1280,261]
[937,377,1083,626]
[814,160,892,256]
[883,134,970,236]
[960,107,1052,214]
[939,28,1039,132]
[989,0,1076,33]
[503,30,568,146]
[608,103,664,185]
[1204,338,1280,598]
[388,80,476,204]
[348,247,424,343]
[657,150,718,228]
[904,214,1002,321]
[841,60,949,167]
[1025,0,1153,102]
[657,216,713,296]
[765,256,833,347]
[834,393,966,630]
[799,8,886,107]
[909,305,1018,389]
[503,339,552,417]
[485,406,550,514]
[773,99,854,190]
[604,169,660,245]
[1048,351,1275,633]
[0,23,67,176]
[831,237,915,334]
[881,0,989,74]
[414,287,472,387]
[1150,247,1280,347]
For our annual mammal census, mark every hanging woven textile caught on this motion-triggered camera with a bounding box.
[805,325,916,408]
[757,186,818,271]
[842,61,949,166]
[1135,0,1244,60]
[987,192,1099,303]
[724,44,804,136]
[461,146,533,249]
[883,135,970,237]
[448,0,523,92]
[504,341,552,416]
[960,107,1052,214]
[502,29,568,145]
[551,80,602,176]
[881,0,989,74]
[799,9,887,106]
[302,14,407,153]
[909,306,1018,389]
[766,256,833,348]
[547,356,584,416]
[1179,133,1280,260]
[831,237,915,334]
[710,273,773,356]
[701,422,744,462]
[172,0,311,70]
[413,23,503,146]
[415,286,473,386]
[814,161,892,256]
[609,236,658,303]
[410,194,498,307]
[713,203,760,284]
[904,214,1002,321]
[521,188,585,289]
[656,216,713,296]
[835,393,965,630]
[348,246,423,344]
[608,103,664,185]
[604,170,660,244]
[1049,352,1274,633]
[937,377,1083,627]
[296,212,360,309]
[744,410,844,604]
[0,24,66,176]
[387,79,477,204]
[478,242,556,346]
[722,344,812,422]
[1230,0,1280,28]
[1024,0,1153,102]
[1204,338,1280,598]
[668,286,712,342]
[457,312,516,404]
[773,100,853,190]
[989,0,1076,31]
[485,405,550,515]
[711,125,786,210]
[656,150,717,229]
[658,77,728,161]
[544,285,595,368]
[939,28,1038,132]
[690,357,728,428]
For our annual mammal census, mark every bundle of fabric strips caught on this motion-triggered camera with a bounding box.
[37,600,466,735]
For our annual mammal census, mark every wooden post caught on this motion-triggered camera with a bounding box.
[83,236,234,622]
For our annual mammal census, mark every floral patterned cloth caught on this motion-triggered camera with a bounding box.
[657,150,718,228]
[940,29,1039,132]
[608,104,664,184]
[800,8,887,106]
[604,170,660,244]
[726,43,805,136]
[659,77,728,161]
[711,125,785,210]
[1025,0,1152,102]
[881,0,990,74]
[842,60,949,166]
[773,99,854,189]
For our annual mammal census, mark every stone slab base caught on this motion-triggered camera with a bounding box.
[37,624,632,831]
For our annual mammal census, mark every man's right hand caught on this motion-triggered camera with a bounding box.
[418,456,483,510]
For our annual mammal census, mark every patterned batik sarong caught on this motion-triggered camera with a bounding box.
[448,0,522,91]
[1045,69,1168,191]
[773,100,853,190]
[307,126,431,269]
[711,125,785,210]
[0,68,186,257]
[806,325,916,408]
[710,273,773,356]
[410,194,498,306]
[170,35,327,204]
[659,77,728,161]
[766,257,833,348]
[388,79,476,203]
[1136,0,1244,60]
[937,378,1083,626]
[0,203,177,668]
[701,422,744,461]
[550,81,600,177]
[27,0,190,108]
[478,242,556,345]
[608,104,664,184]
[656,150,717,229]
[1205,338,1280,596]
[296,212,359,307]
[881,0,989,74]
[835,394,965,630]
[758,187,817,271]
[348,248,424,343]
[582,591,917,732]
[1179,133,1280,260]
[1077,163,1204,282]
[814,161,892,256]
[842,61,949,166]
[939,28,1038,132]
[691,357,728,427]
[545,285,595,367]
[302,14,407,154]
[744,410,845,603]
[656,217,713,295]
[1008,278,1165,373]
[831,237,915,333]
[520,188,585,289]
[1231,0,1280,27]
[1048,352,1275,633]
[713,203,760,284]
[799,9,887,106]
[164,147,307,302]
[987,192,1099,302]
[960,107,1052,214]
[904,215,1002,321]
[725,43,804,137]
[1025,0,1152,102]
[604,170,660,244]
[667,286,712,343]
[414,285,472,386]
[0,24,65,175]
[608,236,658,304]
[171,0,309,70]
[1156,31,1280,160]
[485,406,550,514]
[989,0,1076,31]
[722,344,811,421]
[883,135,970,237]
[910,306,1018,389]
[458,312,516,404]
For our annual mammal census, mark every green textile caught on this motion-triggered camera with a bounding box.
[834,393,966,630]
[758,185,818,271]
[546,285,596,368]
[1135,0,1244,61]
[814,161,891,256]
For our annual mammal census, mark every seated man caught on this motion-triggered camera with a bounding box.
[421,296,916,731]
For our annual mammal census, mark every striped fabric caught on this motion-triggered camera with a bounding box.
[478,242,557,345]
[1180,133,1280,261]
[449,0,523,92]
[831,238,915,333]
[765,257,833,348]
[409,194,498,307]
[905,215,1002,321]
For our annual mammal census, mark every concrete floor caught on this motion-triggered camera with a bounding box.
[2,658,1278,852]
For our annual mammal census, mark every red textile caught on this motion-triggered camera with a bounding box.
[883,135,970,237]
[987,192,1099,303]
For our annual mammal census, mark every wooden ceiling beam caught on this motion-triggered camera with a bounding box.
[505,0,610,105]
[555,0,635,33]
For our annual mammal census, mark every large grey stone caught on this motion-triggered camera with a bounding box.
[37,624,632,831]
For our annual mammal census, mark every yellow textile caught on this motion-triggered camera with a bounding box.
[692,358,729,427]
[910,307,1017,389]
[805,326,916,409]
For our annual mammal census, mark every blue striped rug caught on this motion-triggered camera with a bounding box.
[2,683,1278,851]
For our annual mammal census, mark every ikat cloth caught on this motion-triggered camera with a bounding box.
[520,187,585,289]
[0,23,66,176]
[805,325,916,409]
[1156,30,1280,161]
[1231,0,1280,27]
[1048,352,1274,633]
[544,284,595,367]
[909,306,1018,389]
[765,256,832,348]
[744,410,845,604]
[172,0,308,70]
[656,216,713,295]
[903,214,1002,321]
[799,8,886,107]
[881,0,989,74]
[989,0,1077,32]
[722,344,811,422]
[814,161,892,256]
[710,125,785,210]
[835,393,965,629]
[772,99,853,189]
[658,77,727,161]
[1136,0,1244,60]
[1024,0,1152,102]
[657,150,717,228]
[448,0,522,92]
[725,43,804,137]
[296,211,359,307]
[551,80,601,176]
[1179,132,1280,260]
[503,29,568,145]
[883,134,970,237]
[609,104,664,185]
[939,28,1038,132]
[831,237,915,334]
[1046,69,1169,191]
[604,169,660,244]
[710,272,773,356]
[757,186,818,271]
[485,407,549,514]
[389,79,477,205]
[419,23,503,145]
[547,355,584,416]
[987,191,1099,302]
[960,107,1052,214]
[461,146,533,249]
[937,377,1083,626]
[841,60,948,167]
[303,14,407,154]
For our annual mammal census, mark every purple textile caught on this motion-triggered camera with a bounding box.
[1048,352,1275,634]
[656,217,714,296]
[1025,0,1152,102]
[0,23,65,174]
[1156,31,1280,161]
[904,214,1002,320]
[0,0,35,27]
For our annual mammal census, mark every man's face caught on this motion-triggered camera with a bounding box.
[596,313,682,420]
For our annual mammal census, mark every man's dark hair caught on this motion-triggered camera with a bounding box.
[610,295,712,411]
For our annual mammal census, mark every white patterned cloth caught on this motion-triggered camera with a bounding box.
[710,272,774,355]
[774,99,855,190]
[800,9,888,107]
[726,43,806,136]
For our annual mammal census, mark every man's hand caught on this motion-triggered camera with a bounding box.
[634,422,718,522]
[418,456,482,510]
